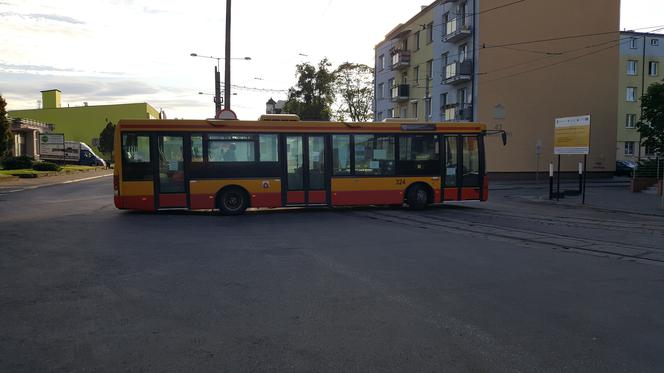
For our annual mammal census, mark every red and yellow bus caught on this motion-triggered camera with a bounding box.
[113,115,499,215]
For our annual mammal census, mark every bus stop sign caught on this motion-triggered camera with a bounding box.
[216,109,238,120]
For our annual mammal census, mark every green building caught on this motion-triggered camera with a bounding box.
[8,89,160,154]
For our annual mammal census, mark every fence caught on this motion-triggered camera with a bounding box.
[632,157,663,205]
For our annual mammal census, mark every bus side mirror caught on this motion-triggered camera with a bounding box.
[501,131,507,146]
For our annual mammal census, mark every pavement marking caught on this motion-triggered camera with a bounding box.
[60,174,112,184]
[0,173,112,194]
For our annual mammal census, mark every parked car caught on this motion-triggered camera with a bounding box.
[615,160,636,177]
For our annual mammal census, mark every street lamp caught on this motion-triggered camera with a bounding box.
[190,52,251,115]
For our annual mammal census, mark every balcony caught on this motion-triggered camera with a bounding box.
[443,103,473,121]
[443,60,473,85]
[443,18,472,43]
[391,50,411,70]
[391,84,410,102]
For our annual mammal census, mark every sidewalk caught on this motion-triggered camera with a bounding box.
[0,168,113,191]
[490,177,631,191]
[509,183,664,217]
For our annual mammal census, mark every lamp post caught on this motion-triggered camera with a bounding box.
[190,52,250,115]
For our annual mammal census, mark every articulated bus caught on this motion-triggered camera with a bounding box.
[113,115,500,215]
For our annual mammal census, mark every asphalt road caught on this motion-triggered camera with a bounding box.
[1,178,663,372]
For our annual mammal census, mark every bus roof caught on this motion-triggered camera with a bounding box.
[117,118,486,134]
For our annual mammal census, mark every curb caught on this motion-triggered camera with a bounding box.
[514,195,664,218]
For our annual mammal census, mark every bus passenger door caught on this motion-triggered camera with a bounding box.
[155,134,188,208]
[442,135,460,201]
[442,135,482,201]
[283,135,328,205]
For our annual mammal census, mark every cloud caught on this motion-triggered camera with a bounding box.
[0,72,162,106]
[0,12,85,25]
[0,62,78,73]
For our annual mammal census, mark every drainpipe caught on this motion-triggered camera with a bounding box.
[637,34,646,162]
[471,0,477,121]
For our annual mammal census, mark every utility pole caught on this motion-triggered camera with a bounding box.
[214,66,222,114]
[224,0,232,110]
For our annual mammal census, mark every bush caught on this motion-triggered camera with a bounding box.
[2,156,34,170]
[635,159,664,178]
[32,161,62,172]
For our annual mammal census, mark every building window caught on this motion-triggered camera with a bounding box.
[624,141,635,155]
[627,60,638,75]
[376,112,383,121]
[625,114,637,129]
[378,54,385,71]
[445,106,456,121]
[626,87,637,102]
[387,108,394,118]
[459,2,467,25]
[426,22,433,44]
[400,107,407,118]
[442,13,449,36]
[414,66,420,86]
[649,61,659,76]
[440,53,448,82]
[411,101,418,119]
[426,60,433,81]
[439,93,448,120]
[415,31,421,50]
[651,39,660,46]
[630,38,638,49]
[425,98,432,119]
[378,83,384,99]
[459,44,468,63]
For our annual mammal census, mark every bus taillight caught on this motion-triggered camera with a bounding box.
[113,174,119,196]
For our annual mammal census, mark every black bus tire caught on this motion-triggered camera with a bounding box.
[406,184,429,210]
[217,187,249,215]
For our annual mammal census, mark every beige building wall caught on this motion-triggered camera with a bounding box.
[391,6,435,120]
[477,0,620,174]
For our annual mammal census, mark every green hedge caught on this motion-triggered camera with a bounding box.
[2,156,34,170]
[32,162,62,172]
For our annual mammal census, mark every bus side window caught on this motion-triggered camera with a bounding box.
[122,133,152,180]
[259,134,278,162]
[444,136,458,187]
[462,136,480,187]
[191,135,204,163]
[332,135,351,175]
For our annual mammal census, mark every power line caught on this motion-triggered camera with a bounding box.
[478,37,633,85]
[478,26,664,84]
[375,24,664,80]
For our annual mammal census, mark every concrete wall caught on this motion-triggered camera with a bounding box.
[476,0,620,173]
[9,103,159,154]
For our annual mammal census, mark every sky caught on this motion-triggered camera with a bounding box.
[0,0,662,120]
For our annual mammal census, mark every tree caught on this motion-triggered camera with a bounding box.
[283,59,335,120]
[333,62,374,122]
[0,95,12,157]
[637,80,664,156]
[98,121,115,159]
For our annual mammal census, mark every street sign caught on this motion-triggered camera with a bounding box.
[216,108,238,120]
[554,115,591,155]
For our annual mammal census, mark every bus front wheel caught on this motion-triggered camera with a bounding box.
[406,185,429,210]
[217,187,249,215]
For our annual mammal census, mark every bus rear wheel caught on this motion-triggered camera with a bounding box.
[406,185,429,210]
[218,187,248,215]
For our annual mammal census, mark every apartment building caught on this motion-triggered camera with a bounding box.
[374,0,620,175]
[617,31,664,162]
